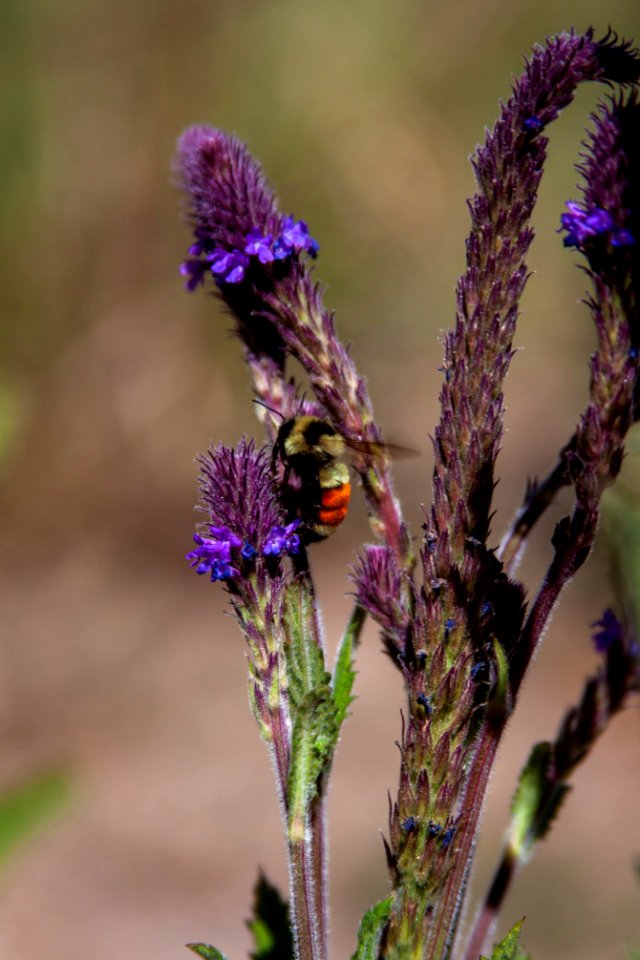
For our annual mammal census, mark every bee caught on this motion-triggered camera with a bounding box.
[271,415,412,543]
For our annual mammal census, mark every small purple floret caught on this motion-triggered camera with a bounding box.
[245,229,276,264]
[210,249,250,284]
[180,259,210,291]
[241,542,257,560]
[441,826,456,850]
[610,227,635,247]
[560,201,634,250]
[186,526,243,581]
[210,560,239,581]
[523,116,544,132]
[181,206,319,293]
[280,216,320,258]
[263,520,302,557]
[591,608,623,653]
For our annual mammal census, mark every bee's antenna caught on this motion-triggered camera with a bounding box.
[253,398,285,421]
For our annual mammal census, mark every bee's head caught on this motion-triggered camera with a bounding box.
[279,417,344,463]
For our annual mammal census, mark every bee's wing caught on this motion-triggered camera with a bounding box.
[344,438,419,460]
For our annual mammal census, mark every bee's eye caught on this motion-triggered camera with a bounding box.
[304,420,334,446]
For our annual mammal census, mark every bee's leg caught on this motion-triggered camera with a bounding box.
[270,443,280,476]
[291,540,311,578]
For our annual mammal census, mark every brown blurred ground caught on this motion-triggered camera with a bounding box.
[1,1,639,958]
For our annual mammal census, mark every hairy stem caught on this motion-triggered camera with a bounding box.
[289,834,324,960]
[427,727,502,960]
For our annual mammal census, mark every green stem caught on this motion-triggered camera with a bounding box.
[286,559,330,960]
[270,699,327,960]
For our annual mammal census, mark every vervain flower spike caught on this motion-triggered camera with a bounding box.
[176,126,411,566]
[179,26,640,960]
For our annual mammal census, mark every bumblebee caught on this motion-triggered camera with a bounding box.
[272,416,352,542]
[272,415,411,543]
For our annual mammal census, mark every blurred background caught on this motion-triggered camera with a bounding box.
[1,1,640,958]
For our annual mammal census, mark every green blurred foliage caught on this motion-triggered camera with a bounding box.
[483,919,529,960]
[0,769,71,868]
[603,459,640,635]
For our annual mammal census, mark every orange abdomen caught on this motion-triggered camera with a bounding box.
[317,482,351,527]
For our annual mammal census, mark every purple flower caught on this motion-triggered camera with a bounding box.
[176,126,281,260]
[263,520,302,557]
[186,526,242,581]
[241,541,257,560]
[351,545,411,659]
[271,237,292,261]
[611,227,635,247]
[210,249,250,284]
[187,443,305,583]
[523,115,544,133]
[279,216,320,258]
[244,229,275,264]
[180,258,210,291]
[591,608,623,653]
[560,201,615,248]
[199,438,282,563]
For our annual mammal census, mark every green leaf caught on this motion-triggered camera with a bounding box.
[0,380,21,465]
[283,581,332,713]
[283,579,342,839]
[287,685,338,840]
[626,949,640,960]
[481,919,529,960]
[246,871,294,960]
[187,945,228,960]
[332,605,365,731]
[491,637,510,714]
[510,743,550,857]
[0,768,71,867]
[603,487,640,639]
[351,895,393,960]
[509,743,569,860]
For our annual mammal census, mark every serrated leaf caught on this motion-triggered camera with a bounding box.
[282,579,342,838]
[287,685,338,840]
[246,871,293,960]
[332,605,365,730]
[481,919,528,960]
[0,768,71,867]
[283,581,332,712]
[187,945,228,960]
[351,895,393,960]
